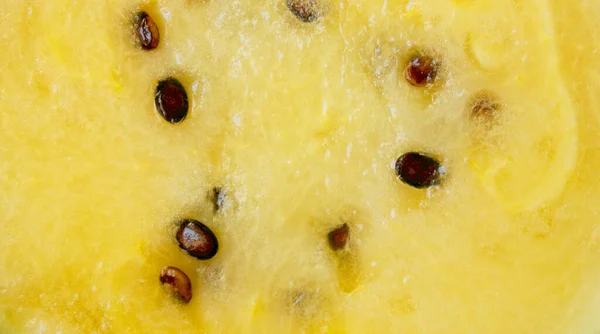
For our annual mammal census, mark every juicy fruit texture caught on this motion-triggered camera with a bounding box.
[1,0,600,334]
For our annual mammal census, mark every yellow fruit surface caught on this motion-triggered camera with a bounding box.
[1,0,600,332]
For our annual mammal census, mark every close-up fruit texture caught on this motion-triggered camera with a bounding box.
[1,0,600,333]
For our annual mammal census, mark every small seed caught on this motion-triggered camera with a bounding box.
[403,55,438,87]
[155,78,189,124]
[286,0,322,23]
[211,187,225,212]
[328,223,349,250]
[160,266,192,303]
[135,12,160,50]
[395,152,443,188]
[176,219,219,260]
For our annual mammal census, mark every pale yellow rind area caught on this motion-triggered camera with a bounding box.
[0,0,599,333]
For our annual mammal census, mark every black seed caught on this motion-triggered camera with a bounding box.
[470,91,502,117]
[328,223,349,250]
[403,55,438,87]
[135,12,160,50]
[395,152,443,188]
[155,78,189,124]
[286,0,322,23]
[160,266,192,303]
[211,187,225,212]
[176,219,219,260]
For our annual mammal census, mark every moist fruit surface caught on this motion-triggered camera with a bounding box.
[2,0,600,333]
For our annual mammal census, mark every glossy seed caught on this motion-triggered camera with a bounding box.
[328,223,349,250]
[176,219,219,260]
[286,0,322,23]
[160,266,192,303]
[470,91,502,117]
[155,78,189,124]
[395,152,443,188]
[211,187,225,212]
[403,55,438,87]
[135,12,160,50]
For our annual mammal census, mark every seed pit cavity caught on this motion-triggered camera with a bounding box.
[291,290,312,309]
[284,289,322,317]
[328,223,349,250]
[160,266,192,303]
[286,0,324,23]
[155,78,189,124]
[135,12,160,50]
[403,54,439,87]
[395,152,443,188]
[176,219,219,260]
[469,91,502,118]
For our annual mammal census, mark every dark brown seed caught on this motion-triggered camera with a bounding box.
[328,223,349,250]
[395,152,443,188]
[160,266,192,303]
[286,0,322,23]
[155,78,189,124]
[470,91,502,117]
[135,12,160,50]
[211,187,225,212]
[176,219,219,260]
[403,55,438,87]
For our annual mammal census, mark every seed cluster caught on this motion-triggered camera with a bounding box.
[132,1,504,304]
